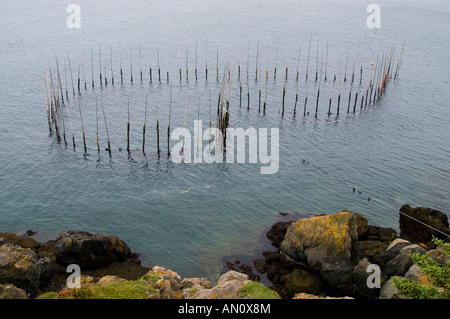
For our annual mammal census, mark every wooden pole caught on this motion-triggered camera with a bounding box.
[156,97,160,157]
[96,96,99,152]
[315,40,319,82]
[337,59,342,116]
[120,47,123,84]
[168,83,172,156]
[100,99,111,152]
[67,52,76,95]
[78,98,87,153]
[82,51,87,90]
[139,43,143,83]
[315,51,323,118]
[130,44,133,83]
[285,39,288,81]
[185,44,188,83]
[158,41,161,82]
[324,42,328,81]
[99,44,102,86]
[127,96,130,151]
[306,33,312,80]
[143,94,147,152]
[274,38,279,80]
[195,41,198,81]
[91,49,95,87]
[110,45,114,84]
[205,43,208,81]
[255,40,259,81]
[55,57,65,105]
[44,77,52,133]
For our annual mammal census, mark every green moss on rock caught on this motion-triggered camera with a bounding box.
[238,281,280,299]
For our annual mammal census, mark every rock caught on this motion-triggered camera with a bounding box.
[376,238,413,267]
[0,232,40,250]
[41,230,131,269]
[399,204,450,243]
[148,266,183,299]
[404,265,432,286]
[266,221,293,248]
[0,284,28,299]
[362,225,396,242]
[352,258,386,298]
[226,260,259,281]
[383,244,426,277]
[292,292,354,299]
[358,241,388,262]
[279,268,326,298]
[280,211,368,291]
[253,259,267,274]
[0,243,41,296]
[426,246,450,267]
[36,256,53,288]
[149,266,183,299]
[195,271,249,299]
[379,277,406,299]
[97,275,127,285]
[180,277,212,299]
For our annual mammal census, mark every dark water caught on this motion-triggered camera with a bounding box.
[1,0,449,281]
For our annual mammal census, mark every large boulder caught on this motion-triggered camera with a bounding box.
[379,277,406,299]
[280,211,368,291]
[180,277,213,299]
[352,258,387,298]
[195,271,250,299]
[0,243,41,296]
[383,244,426,277]
[0,284,27,299]
[40,230,132,269]
[279,268,326,298]
[149,266,183,299]
[375,238,413,268]
[399,204,450,243]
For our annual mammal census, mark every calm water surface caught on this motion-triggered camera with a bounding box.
[1,0,449,280]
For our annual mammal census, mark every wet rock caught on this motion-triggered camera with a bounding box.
[279,268,326,298]
[358,240,388,263]
[226,259,259,282]
[253,259,267,274]
[0,232,40,250]
[399,204,450,243]
[266,221,293,248]
[40,230,132,269]
[362,225,396,242]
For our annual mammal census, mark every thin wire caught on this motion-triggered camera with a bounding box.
[299,158,450,238]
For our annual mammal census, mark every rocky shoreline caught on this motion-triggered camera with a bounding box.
[1,204,449,299]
